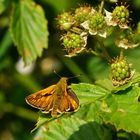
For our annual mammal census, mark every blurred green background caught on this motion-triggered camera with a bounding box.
[0,0,140,139]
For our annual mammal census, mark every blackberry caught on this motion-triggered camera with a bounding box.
[110,52,134,86]
[112,5,129,26]
[57,12,74,31]
[62,32,87,56]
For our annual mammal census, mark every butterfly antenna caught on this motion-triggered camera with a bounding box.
[53,70,61,78]
[68,74,82,79]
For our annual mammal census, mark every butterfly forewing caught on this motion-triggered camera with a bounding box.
[25,85,56,111]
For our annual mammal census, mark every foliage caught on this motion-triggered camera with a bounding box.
[10,0,49,66]
[33,78,140,139]
[1,0,140,140]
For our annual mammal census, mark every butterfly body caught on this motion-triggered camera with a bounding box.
[25,77,79,117]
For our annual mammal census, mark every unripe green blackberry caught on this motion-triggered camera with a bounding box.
[88,12,107,31]
[74,6,93,24]
[62,32,87,56]
[63,33,82,48]
[57,12,74,31]
[112,5,129,25]
[110,53,134,86]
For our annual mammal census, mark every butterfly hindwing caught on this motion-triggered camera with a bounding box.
[67,88,79,111]
[57,95,70,113]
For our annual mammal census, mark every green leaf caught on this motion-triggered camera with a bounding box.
[100,86,140,135]
[95,73,140,93]
[35,116,112,140]
[72,83,140,135]
[95,79,113,91]
[31,112,56,132]
[71,83,110,121]
[32,83,140,137]
[71,83,109,105]
[74,102,103,123]
[10,0,49,65]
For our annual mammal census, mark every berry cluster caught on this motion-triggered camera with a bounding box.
[110,53,134,86]
[88,12,106,31]
[57,12,74,31]
[56,3,137,86]
[57,5,93,56]
[62,32,86,56]
[63,33,83,49]
[57,5,94,32]
[57,4,133,57]
[74,6,92,24]
[112,5,129,26]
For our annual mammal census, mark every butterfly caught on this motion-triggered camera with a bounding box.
[25,77,79,117]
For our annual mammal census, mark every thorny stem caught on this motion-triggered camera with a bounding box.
[99,0,105,14]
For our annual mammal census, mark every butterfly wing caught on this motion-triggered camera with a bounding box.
[67,88,79,111]
[57,88,79,113]
[25,85,56,112]
[57,96,70,113]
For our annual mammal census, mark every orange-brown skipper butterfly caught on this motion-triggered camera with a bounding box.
[25,77,79,117]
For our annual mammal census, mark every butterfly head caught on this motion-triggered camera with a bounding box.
[59,77,68,84]
[56,77,68,90]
